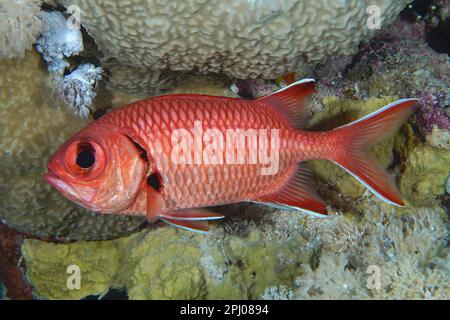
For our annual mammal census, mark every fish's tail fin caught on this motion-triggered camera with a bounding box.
[330,99,418,206]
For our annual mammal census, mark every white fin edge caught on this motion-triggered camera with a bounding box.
[161,218,209,234]
[338,98,419,129]
[249,201,328,218]
[331,161,404,207]
[159,214,225,221]
[265,78,316,96]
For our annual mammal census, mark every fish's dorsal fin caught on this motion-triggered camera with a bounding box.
[255,163,328,217]
[257,79,316,129]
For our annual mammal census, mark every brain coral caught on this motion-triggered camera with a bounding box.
[0,51,145,240]
[56,0,412,91]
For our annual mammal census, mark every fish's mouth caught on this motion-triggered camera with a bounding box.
[44,171,79,202]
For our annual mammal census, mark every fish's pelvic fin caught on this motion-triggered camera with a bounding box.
[257,78,315,129]
[159,208,225,221]
[159,209,225,234]
[161,218,210,234]
[255,163,328,217]
[331,98,418,206]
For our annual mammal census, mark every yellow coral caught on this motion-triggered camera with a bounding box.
[399,144,450,206]
[22,216,319,300]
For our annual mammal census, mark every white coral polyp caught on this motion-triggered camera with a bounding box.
[35,11,83,75]
[58,63,103,119]
[0,0,43,59]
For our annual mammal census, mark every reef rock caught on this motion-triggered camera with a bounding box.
[56,0,412,92]
[21,206,449,300]
[0,51,145,240]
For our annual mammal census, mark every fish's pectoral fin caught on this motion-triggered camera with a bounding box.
[146,182,163,222]
[256,79,315,129]
[161,218,210,234]
[255,163,328,217]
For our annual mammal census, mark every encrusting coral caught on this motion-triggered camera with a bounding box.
[0,0,43,59]
[21,206,449,300]
[309,18,450,149]
[263,207,449,300]
[55,0,412,92]
[0,51,145,240]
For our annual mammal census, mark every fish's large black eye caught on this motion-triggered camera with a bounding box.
[76,149,95,168]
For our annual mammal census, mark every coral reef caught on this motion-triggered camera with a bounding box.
[310,18,450,146]
[263,207,449,300]
[0,0,43,59]
[21,206,449,300]
[55,0,411,92]
[0,0,448,300]
[21,212,317,299]
[103,61,186,96]
[0,51,145,240]
[399,144,450,206]
[15,81,449,298]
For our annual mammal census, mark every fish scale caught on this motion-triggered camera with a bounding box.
[98,95,300,211]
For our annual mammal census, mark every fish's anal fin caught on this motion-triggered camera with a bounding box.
[257,79,315,129]
[255,163,328,217]
[161,218,210,234]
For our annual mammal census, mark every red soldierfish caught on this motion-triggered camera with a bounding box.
[44,79,417,233]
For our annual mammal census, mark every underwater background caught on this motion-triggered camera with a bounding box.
[0,0,448,299]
